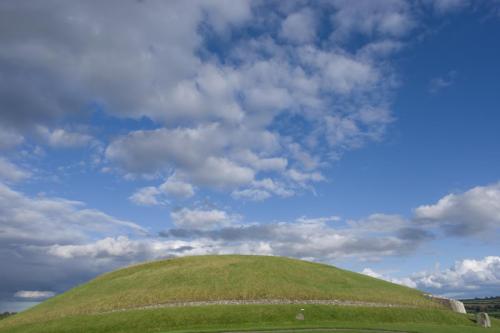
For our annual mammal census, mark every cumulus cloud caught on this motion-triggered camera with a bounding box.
[364,256,500,298]
[231,188,271,201]
[129,186,163,206]
[287,169,325,185]
[170,208,237,230]
[0,182,145,245]
[331,0,415,40]
[81,3,397,194]
[48,236,150,259]
[414,182,500,236]
[361,268,417,288]
[45,212,428,269]
[105,125,259,188]
[14,290,55,300]
[160,176,195,199]
[0,1,251,130]
[280,8,316,44]
[161,213,427,261]
[36,126,94,148]
[129,176,195,206]
[410,256,500,296]
[0,158,31,182]
[232,178,294,201]
[0,1,404,198]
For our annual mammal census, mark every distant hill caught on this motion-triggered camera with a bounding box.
[0,313,15,321]
[462,296,500,319]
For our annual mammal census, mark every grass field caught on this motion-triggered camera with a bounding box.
[0,255,495,333]
[0,304,498,333]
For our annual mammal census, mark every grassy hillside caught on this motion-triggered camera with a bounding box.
[1,304,498,333]
[0,255,488,333]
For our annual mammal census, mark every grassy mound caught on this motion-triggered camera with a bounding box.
[1,255,493,333]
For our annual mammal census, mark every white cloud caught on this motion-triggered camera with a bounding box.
[358,40,404,59]
[129,186,163,206]
[233,150,288,172]
[96,5,397,195]
[46,235,272,261]
[298,47,378,94]
[105,125,225,175]
[129,177,195,206]
[48,212,427,264]
[192,157,255,188]
[170,208,237,230]
[163,213,427,261]
[14,290,55,299]
[414,182,500,236]
[287,169,324,185]
[428,0,469,13]
[361,267,384,279]
[296,215,341,224]
[0,1,417,202]
[0,182,145,245]
[363,256,500,298]
[232,178,294,201]
[48,236,148,259]
[232,188,271,201]
[365,256,500,297]
[36,126,94,148]
[106,125,259,188]
[331,0,415,39]
[280,8,316,44]
[160,176,195,199]
[411,256,500,294]
[0,1,253,132]
[361,268,417,288]
[0,158,31,182]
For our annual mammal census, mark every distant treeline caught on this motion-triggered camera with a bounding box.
[0,312,16,320]
[461,296,500,319]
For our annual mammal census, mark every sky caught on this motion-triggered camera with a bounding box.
[0,0,500,313]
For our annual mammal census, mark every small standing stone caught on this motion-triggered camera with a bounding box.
[476,312,491,328]
[296,308,305,321]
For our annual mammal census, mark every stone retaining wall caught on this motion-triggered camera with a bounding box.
[424,294,467,314]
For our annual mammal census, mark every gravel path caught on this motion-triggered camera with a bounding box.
[223,329,408,333]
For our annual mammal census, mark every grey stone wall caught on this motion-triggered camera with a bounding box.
[425,294,467,314]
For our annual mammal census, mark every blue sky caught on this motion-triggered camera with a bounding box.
[0,0,500,312]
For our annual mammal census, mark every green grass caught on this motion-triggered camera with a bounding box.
[0,255,486,333]
[1,304,497,333]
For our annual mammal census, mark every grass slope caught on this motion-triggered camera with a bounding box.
[0,255,489,333]
[1,304,498,333]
